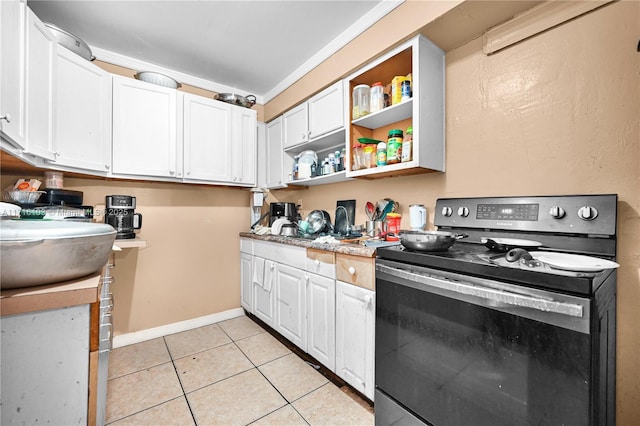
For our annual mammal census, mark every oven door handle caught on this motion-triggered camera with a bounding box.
[377,264,584,318]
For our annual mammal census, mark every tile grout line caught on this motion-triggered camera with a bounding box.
[163,335,199,426]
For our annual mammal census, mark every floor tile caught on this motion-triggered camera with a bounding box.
[107,396,194,425]
[187,369,287,426]
[236,330,291,366]
[259,353,328,402]
[174,342,254,393]
[106,362,183,424]
[251,404,308,426]
[108,338,171,379]
[293,383,374,426]
[218,315,266,341]
[164,324,232,359]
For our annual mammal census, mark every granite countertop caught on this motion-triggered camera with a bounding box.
[239,232,378,258]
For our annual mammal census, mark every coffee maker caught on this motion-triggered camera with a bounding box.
[104,195,142,239]
[269,202,297,225]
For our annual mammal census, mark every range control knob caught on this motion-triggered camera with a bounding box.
[457,207,470,217]
[441,206,453,217]
[549,206,566,219]
[578,206,599,221]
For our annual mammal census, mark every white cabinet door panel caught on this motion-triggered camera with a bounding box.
[283,102,308,149]
[253,257,276,327]
[307,272,335,371]
[265,117,285,188]
[53,46,111,171]
[275,263,306,351]
[308,80,343,140]
[231,106,257,185]
[240,252,253,312]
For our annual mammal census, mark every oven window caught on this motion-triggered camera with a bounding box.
[376,278,591,426]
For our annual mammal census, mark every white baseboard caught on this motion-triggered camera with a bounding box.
[112,307,245,349]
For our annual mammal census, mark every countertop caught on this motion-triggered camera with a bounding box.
[1,273,101,317]
[239,232,378,258]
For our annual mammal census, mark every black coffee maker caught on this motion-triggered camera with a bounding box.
[105,195,142,239]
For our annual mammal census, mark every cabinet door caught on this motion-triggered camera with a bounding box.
[183,93,231,181]
[282,102,308,149]
[231,106,257,185]
[335,280,375,399]
[306,272,335,371]
[240,252,253,311]
[0,0,27,148]
[52,47,111,172]
[275,263,306,351]
[24,8,56,160]
[308,80,343,140]
[265,117,285,188]
[253,258,275,327]
[112,75,179,178]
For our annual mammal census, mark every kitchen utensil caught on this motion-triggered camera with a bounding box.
[0,220,116,289]
[366,220,387,238]
[306,210,332,234]
[531,251,620,272]
[44,22,95,61]
[214,93,257,108]
[409,204,427,230]
[482,237,543,252]
[505,248,534,262]
[280,223,298,237]
[380,201,394,221]
[134,71,181,89]
[335,200,355,236]
[399,230,467,252]
[365,202,375,221]
[270,217,291,235]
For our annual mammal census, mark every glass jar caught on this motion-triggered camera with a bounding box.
[370,82,384,113]
[352,84,370,119]
[387,129,403,164]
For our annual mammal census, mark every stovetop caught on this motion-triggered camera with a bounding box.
[376,242,614,296]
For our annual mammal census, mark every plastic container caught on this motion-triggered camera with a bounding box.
[370,82,385,113]
[376,142,387,166]
[363,144,377,168]
[401,80,411,102]
[387,129,403,164]
[352,145,365,170]
[44,171,64,189]
[385,213,402,241]
[391,76,408,105]
[402,126,413,163]
[352,84,370,119]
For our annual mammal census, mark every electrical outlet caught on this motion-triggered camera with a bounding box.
[297,199,303,208]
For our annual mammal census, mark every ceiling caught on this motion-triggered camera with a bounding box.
[27,0,401,103]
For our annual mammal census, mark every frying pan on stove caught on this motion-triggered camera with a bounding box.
[481,237,543,252]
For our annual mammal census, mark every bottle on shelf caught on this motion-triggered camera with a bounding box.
[377,141,387,167]
[387,129,403,165]
[402,126,413,163]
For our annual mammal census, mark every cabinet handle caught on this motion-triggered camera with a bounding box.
[364,294,372,305]
[348,266,356,275]
[314,259,320,266]
[0,114,11,123]
[105,164,110,170]
[169,170,175,175]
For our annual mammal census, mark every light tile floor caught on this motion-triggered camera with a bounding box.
[106,315,374,425]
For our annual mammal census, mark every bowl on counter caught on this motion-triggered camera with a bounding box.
[0,220,116,289]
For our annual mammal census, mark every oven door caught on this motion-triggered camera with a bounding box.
[375,259,593,426]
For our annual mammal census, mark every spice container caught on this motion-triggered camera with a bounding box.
[391,76,408,105]
[387,129,403,164]
[401,80,411,102]
[376,141,387,167]
[352,84,370,119]
[370,82,385,113]
[402,126,413,163]
[363,144,377,168]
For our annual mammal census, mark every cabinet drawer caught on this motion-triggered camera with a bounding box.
[254,240,305,269]
[336,254,374,290]
[305,248,335,279]
[240,237,253,254]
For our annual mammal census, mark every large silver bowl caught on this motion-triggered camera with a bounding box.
[1,220,116,289]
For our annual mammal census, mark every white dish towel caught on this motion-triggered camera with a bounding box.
[252,257,265,287]
[263,260,275,292]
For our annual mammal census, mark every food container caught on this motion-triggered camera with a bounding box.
[391,76,408,105]
[402,126,413,163]
[4,190,45,204]
[352,84,370,119]
[370,82,385,113]
[387,129,403,164]
[44,171,64,189]
[385,213,402,239]
[363,145,377,168]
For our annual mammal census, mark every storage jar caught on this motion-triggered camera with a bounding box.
[402,126,413,163]
[352,84,370,119]
[387,129,403,164]
[385,213,401,241]
[370,82,384,113]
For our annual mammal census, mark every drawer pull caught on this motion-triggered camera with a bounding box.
[315,259,321,266]
[348,266,356,275]
[364,294,373,305]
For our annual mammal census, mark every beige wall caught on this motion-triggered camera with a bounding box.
[268,1,640,422]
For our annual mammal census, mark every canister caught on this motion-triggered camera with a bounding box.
[391,76,408,105]
[385,213,401,241]
[370,82,385,113]
[387,129,403,164]
[352,84,370,119]
[363,144,377,168]
[44,171,64,189]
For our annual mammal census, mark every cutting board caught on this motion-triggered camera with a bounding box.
[335,200,355,235]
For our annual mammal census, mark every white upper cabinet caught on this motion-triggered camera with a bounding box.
[283,102,308,149]
[112,75,180,178]
[24,7,56,161]
[183,93,232,182]
[51,46,111,172]
[0,0,27,149]
[265,117,285,189]
[231,106,257,186]
[308,80,343,140]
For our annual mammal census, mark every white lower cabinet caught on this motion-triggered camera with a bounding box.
[240,252,253,311]
[252,256,276,328]
[275,263,306,350]
[335,279,375,400]
[306,271,336,371]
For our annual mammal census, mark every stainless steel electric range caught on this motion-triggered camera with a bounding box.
[375,194,617,426]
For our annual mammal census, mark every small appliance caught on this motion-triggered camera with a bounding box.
[104,195,142,239]
[250,188,266,227]
[409,204,427,230]
[269,202,297,226]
